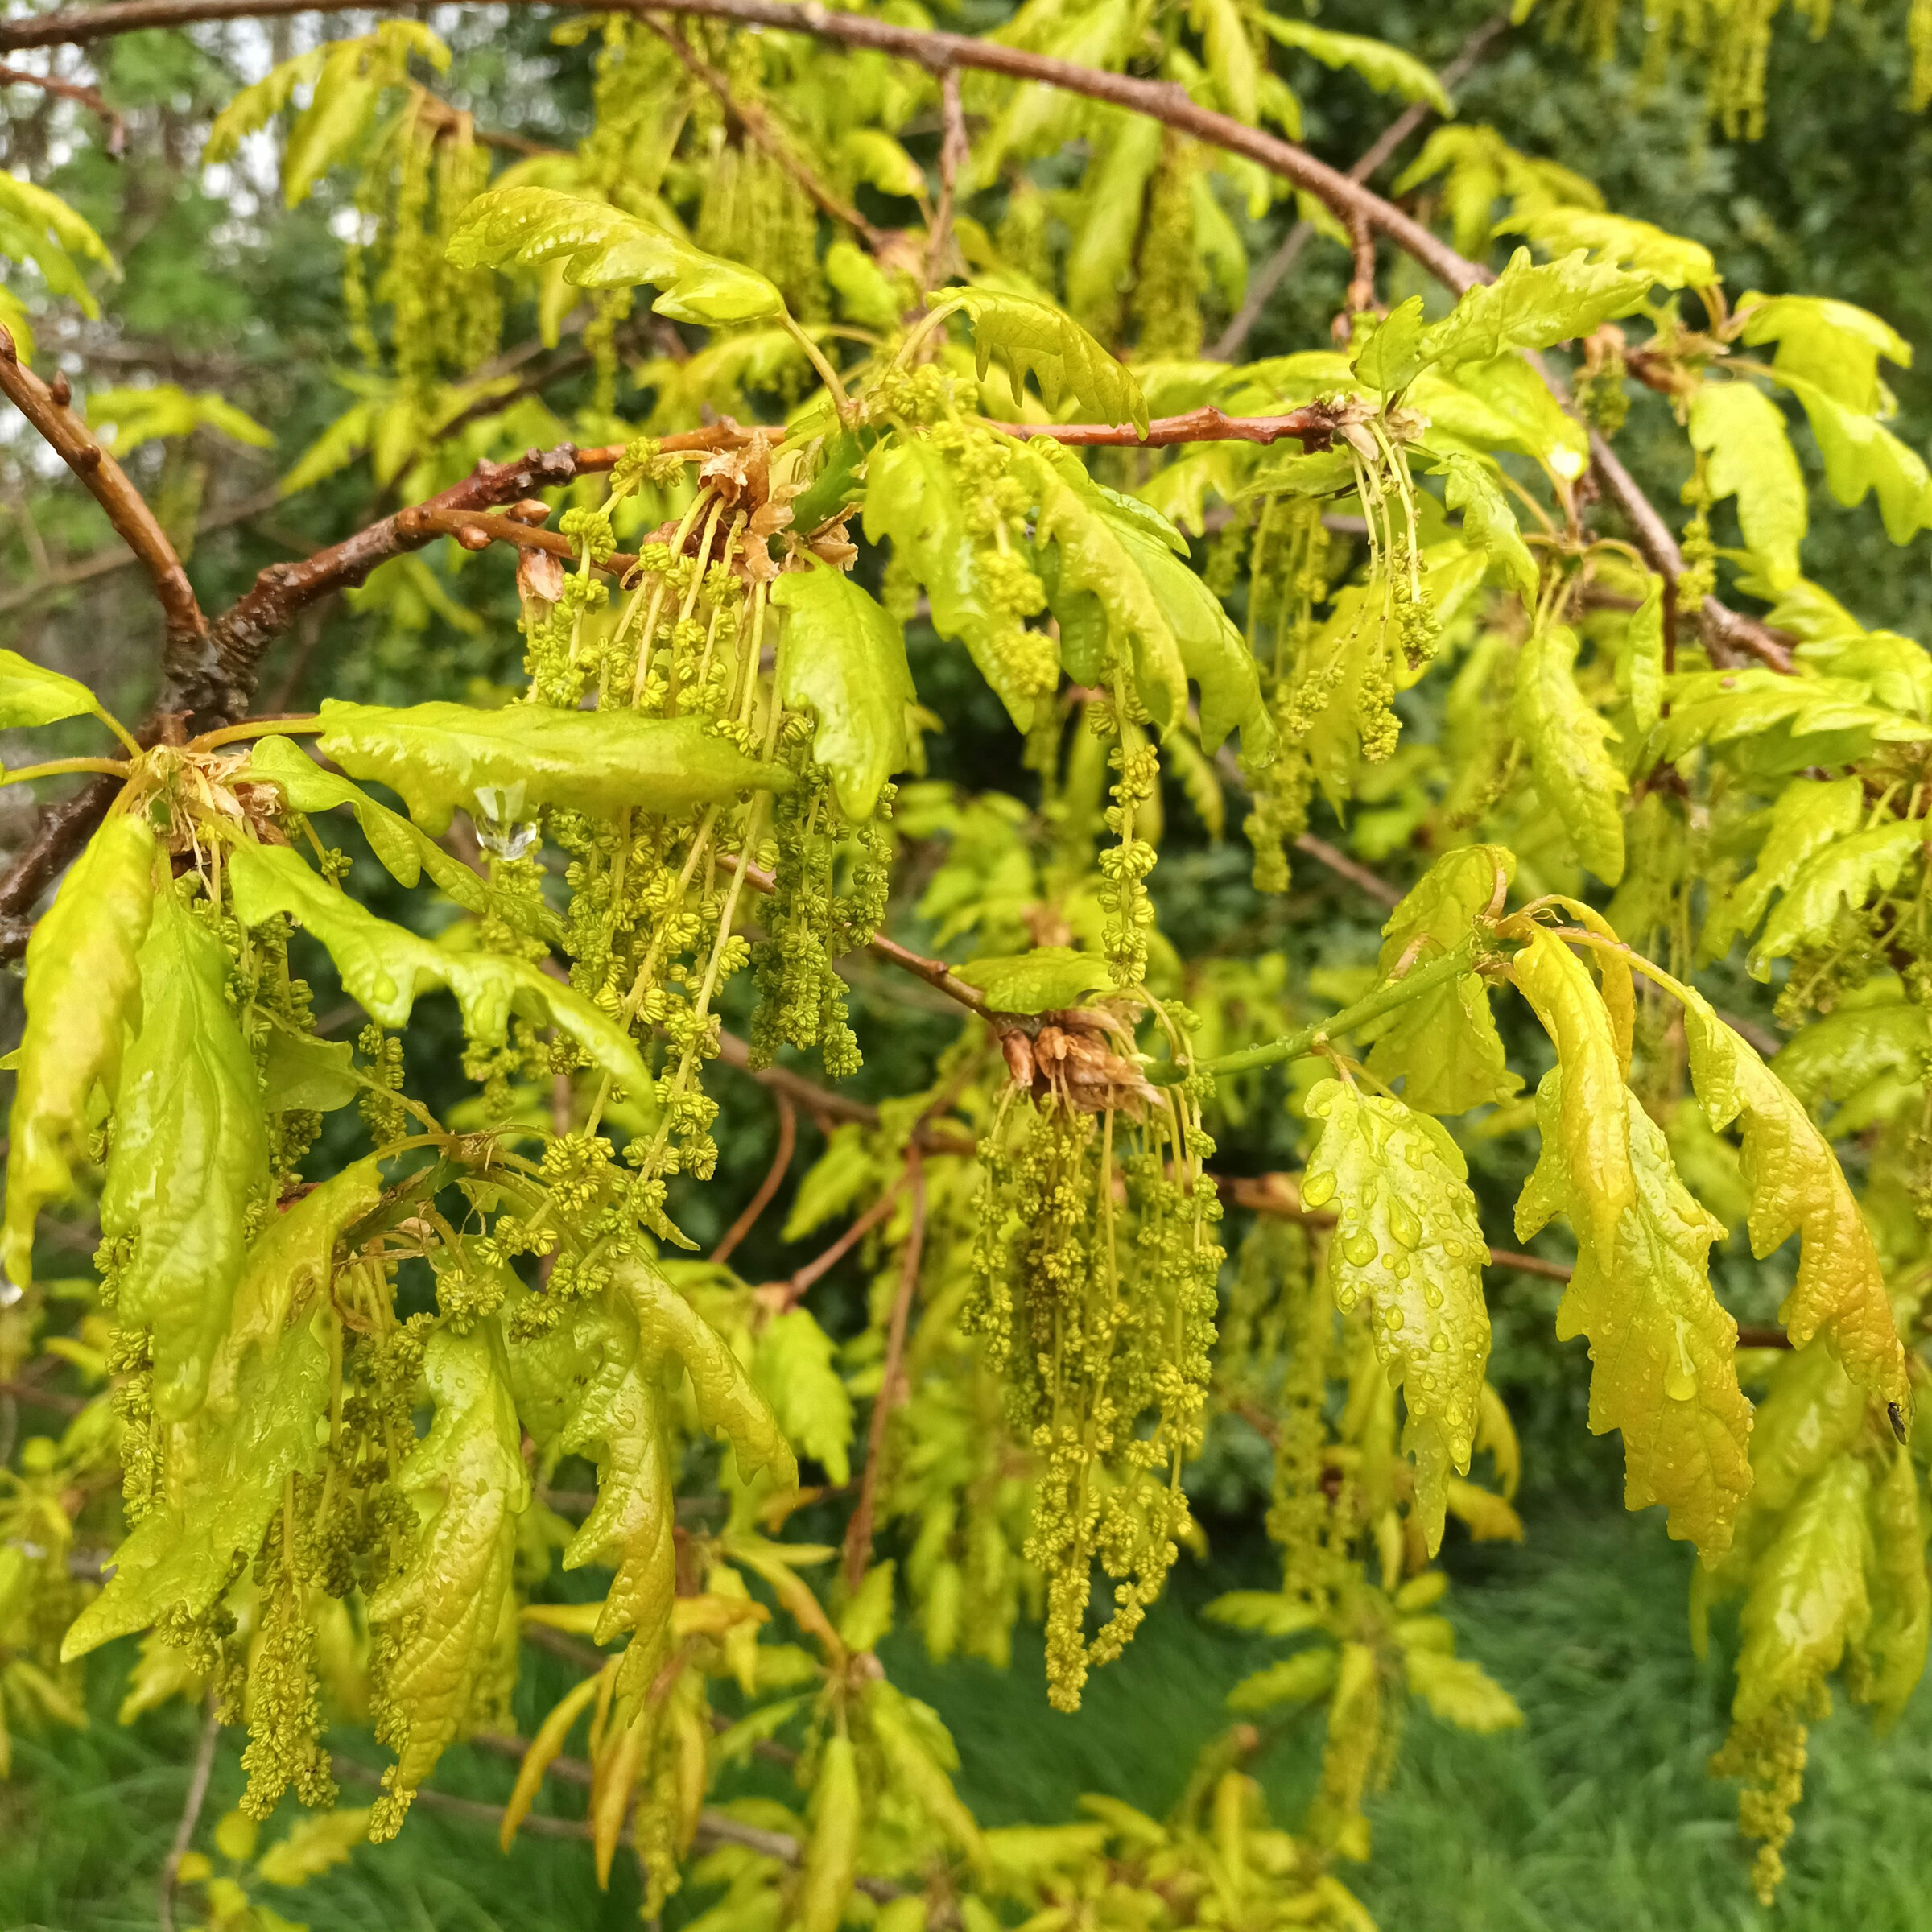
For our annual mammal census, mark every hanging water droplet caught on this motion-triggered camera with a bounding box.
[1430,1333,1449,1354]
[0,1272,22,1310]
[1388,1199,1422,1249]
[1301,1169,1337,1208]
[1384,1304,1405,1331]
[1666,1314,1698,1401]
[1344,1231,1378,1267]
[473,782,539,861]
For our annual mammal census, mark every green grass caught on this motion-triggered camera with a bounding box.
[6,1501,1930,1931]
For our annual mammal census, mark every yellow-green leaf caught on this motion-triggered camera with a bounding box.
[772,563,915,821]
[1301,1079,1491,1554]
[316,697,788,836]
[1701,778,1864,966]
[1513,622,1626,886]
[1857,1447,1930,1731]
[447,186,784,327]
[0,646,109,733]
[1418,247,1650,370]
[1517,1069,1752,1557]
[939,287,1148,434]
[954,946,1113,1015]
[2,812,155,1290]
[1689,381,1807,591]
[100,891,271,1422]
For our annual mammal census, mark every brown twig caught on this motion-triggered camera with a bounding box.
[714,1028,883,1129]
[712,1090,798,1267]
[0,58,125,151]
[989,402,1337,448]
[771,1176,903,1306]
[647,18,886,247]
[926,65,968,289]
[1294,832,1402,909]
[0,324,209,683]
[842,1149,925,1592]
[156,1696,221,1932]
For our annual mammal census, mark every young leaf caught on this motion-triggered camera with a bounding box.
[1732,1458,1871,1722]
[550,1306,676,1671]
[1417,248,1650,370]
[316,699,790,836]
[1652,668,1930,763]
[939,287,1148,433]
[863,435,1055,733]
[1494,206,1716,291]
[1435,455,1537,604]
[1619,575,1666,733]
[1752,817,1927,971]
[1776,371,1932,544]
[60,1311,329,1659]
[2,812,155,1290]
[954,946,1113,1015]
[1508,925,1634,1251]
[226,840,653,1101]
[621,1263,798,1488]
[1513,622,1626,886]
[1689,381,1808,590]
[771,563,916,821]
[1856,1447,1930,1730]
[753,1309,854,1488]
[85,384,274,458]
[0,173,118,317]
[1364,846,1521,1115]
[1678,989,1910,1408]
[1258,15,1451,110]
[1738,293,1912,419]
[447,187,784,327]
[1738,1341,1867,1520]
[1301,1078,1491,1554]
[1517,1070,1752,1557]
[0,646,112,733]
[1402,1647,1523,1732]
[101,890,271,1422]
[246,733,562,943]
[1352,295,1430,395]
[368,1325,530,1836]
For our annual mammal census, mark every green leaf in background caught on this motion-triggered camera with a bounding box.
[940,287,1149,433]
[0,172,119,317]
[1259,14,1452,110]
[1775,370,1932,543]
[1494,206,1717,291]
[954,946,1114,1014]
[447,186,784,326]
[316,699,790,836]
[2,811,155,1290]
[99,890,272,1422]
[1688,381,1808,589]
[1699,774,1864,963]
[226,840,653,1101]
[85,384,274,457]
[1513,623,1627,885]
[772,563,916,820]
[1752,818,1929,968]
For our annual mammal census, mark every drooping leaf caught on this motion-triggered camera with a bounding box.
[1777,371,1932,545]
[1618,574,1666,733]
[1065,116,1165,331]
[1508,925,1633,1252]
[1732,1458,1872,1722]
[1857,1447,1930,1731]
[795,1727,861,1932]
[954,946,1113,1015]
[863,435,1055,733]
[246,733,562,943]
[0,646,112,733]
[1678,988,1910,1408]
[447,187,783,327]
[1301,1079,1491,1553]
[1689,381,1807,590]
[1513,622,1626,886]
[1364,846,1521,1115]
[1417,248,1650,371]
[316,699,789,836]
[368,1324,530,1835]
[620,1263,798,1488]
[939,287,1149,433]
[226,840,652,1101]
[548,1306,676,1668]
[1737,1342,1867,1522]
[1258,15,1451,110]
[1435,455,1537,604]
[100,890,271,1422]
[771,564,916,821]
[1739,293,1913,419]
[1752,818,1927,971]
[1517,1069,1752,1556]
[2,812,155,1289]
